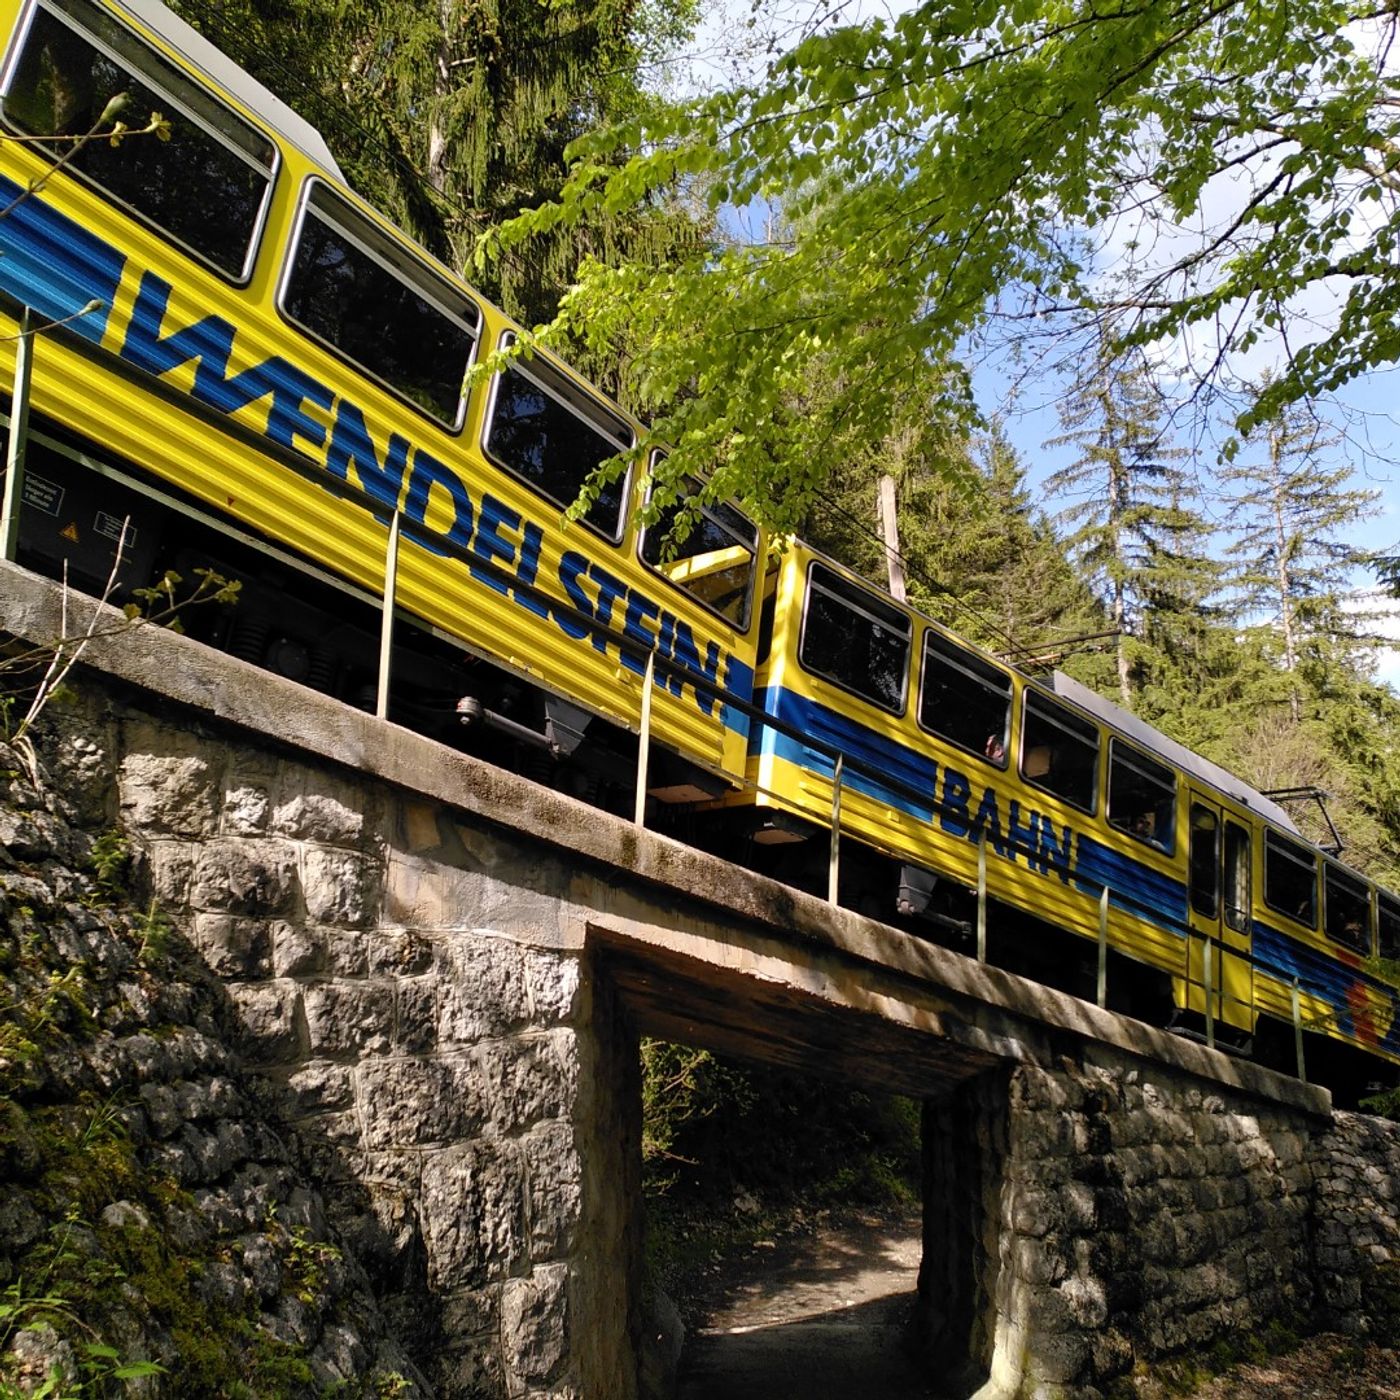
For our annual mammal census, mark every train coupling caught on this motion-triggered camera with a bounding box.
[456,695,590,760]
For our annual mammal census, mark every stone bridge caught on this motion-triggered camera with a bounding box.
[3,559,1398,1400]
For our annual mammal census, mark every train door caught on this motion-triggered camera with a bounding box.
[1183,792,1255,1036]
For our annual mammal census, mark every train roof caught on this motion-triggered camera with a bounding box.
[1051,671,1302,836]
[114,0,345,179]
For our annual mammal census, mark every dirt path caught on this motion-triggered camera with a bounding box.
[676,1209,935,1400]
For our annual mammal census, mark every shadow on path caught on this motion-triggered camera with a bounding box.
[676,1210,938,1400]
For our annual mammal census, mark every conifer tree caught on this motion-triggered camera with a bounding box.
[1044,335,1197,710]
[1221,395,1379,721]
[1129,479,1232,730]
[935,428,1104,661]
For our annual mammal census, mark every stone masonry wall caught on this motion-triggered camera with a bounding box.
[1312,1109,1400,1337]
[1,734,429,1397]
[34,688,617,1399]
[993,1055,1316,1396]
[920,1053,1341,1399]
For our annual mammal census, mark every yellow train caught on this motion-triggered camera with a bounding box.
[725,543,1400,1088]
[1,0,1396,1092]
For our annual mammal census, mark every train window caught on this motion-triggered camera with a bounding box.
[283,183,479,428]
[1188,805,1219,918]
[1107,740,1176,853]
[640,469,758,629]
[484,335,633,542]
[1224,822,1250,933]
[798,563,910,714]
[1380,894,1400,960]
[918,631,1011,768]
[1264,831,1317,928]
[1019,690,1098,813]
[2,0,276,280]
[1324,865,1371,953]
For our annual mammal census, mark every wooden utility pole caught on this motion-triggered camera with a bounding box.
[877,474,907,602]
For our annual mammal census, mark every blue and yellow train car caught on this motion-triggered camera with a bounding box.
[734,542,1400,1080]
[0,0,760,801]
[1,0,1397,1093]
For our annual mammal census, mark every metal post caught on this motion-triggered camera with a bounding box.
[827,754,843,906]
[976,832,987,964]
[1203,936,1215,1051]
[1,309,34,562]
[634,649,656,828]
[376,510,401,721]
[1292,977,1306,1084]
[1097,885,1109,1009]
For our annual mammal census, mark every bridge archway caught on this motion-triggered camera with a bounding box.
[583,932,1012,1398]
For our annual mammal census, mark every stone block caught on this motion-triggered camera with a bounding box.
[271,772,366,845]
[1009,1237,1065,1287]
[144,841,195,906]
[369,931,436,977]
[303,848,375,927]
[524,949,580,1024]
[1062,1182,1097,1233]
[189,839,298,916]
[271,922,323,978]
[222,783,270,836]
[189,912,271,979]
[438,937,530,1046]
[485,1032,577,1135]
[421,1142,526,1289]
[1061,1275,1109,1329]
[303,981,395,1056]
[37,708,116,825]
[357,1056,486,1148]
[1010,1189,1061,1239]
[441,1286,501,1340]
[435,1345,507,1400]
[523,1121,581,1260]
[117,729,221,837]
[1024,1329,1091,1386]
[325,929,370,977]
[395,979,438,1054]
[282,1061,356,1116]
[228,980,304,1063]
[502,1264,569,1388]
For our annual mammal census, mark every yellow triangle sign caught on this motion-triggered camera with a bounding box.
[60,522,80,542]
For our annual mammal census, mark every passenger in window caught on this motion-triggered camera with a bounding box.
[984,733,1005,762]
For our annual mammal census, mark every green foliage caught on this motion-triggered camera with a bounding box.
[85,832,130,903]
[122,567,241,635]
[641,1039,920,1209]
[132,903,173,969]
[1360,1084,1400,1121]
[492,0,1400,527]
[1219,388,1380,719]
